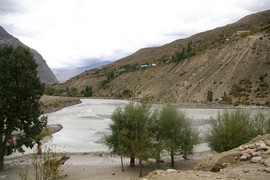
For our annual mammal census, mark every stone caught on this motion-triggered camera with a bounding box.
[243,145,249,149]
[251,156,262,163]
[251,151,259,157]
[166,169,178,173]
[248,144,256,149]
[246,149,254,156]
[257,144,269,151]
[264,140,270,146]
[239,145,245,151]
[243,169,249,173]
[240,155,248,161]
[264,158,270,167]
[111,172,115,175]
[264,167,270,173]
[265,150,270,155]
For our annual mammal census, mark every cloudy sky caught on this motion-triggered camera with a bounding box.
[1,0,270,69]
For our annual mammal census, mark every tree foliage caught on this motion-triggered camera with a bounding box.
[0,45,46,170]
[105,101,153,177]
[173,42,196,63]
[157,105,198,167]
[83,86,93,97]
[206,110,270,152]
[207,90,213,102]
[106,102,199,176]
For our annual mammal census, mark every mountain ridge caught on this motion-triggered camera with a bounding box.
[53,61,112,83]
[55,10,270,105]
[0,26,59,84]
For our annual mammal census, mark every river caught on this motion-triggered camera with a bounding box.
[42,99,269,154]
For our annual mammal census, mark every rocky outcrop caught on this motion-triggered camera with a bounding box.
[0,26,59,84]
[195,134,270,173]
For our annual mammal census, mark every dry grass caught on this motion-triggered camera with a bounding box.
[40,95,81,113]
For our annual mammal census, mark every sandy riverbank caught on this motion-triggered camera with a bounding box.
[1,151,209,180]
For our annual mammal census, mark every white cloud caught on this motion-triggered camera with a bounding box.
[0,0,269,69]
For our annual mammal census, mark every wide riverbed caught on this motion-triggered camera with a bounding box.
[42,99,269,154]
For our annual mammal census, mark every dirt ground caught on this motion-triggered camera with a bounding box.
[1,148,270,180]
[0,152,204,180]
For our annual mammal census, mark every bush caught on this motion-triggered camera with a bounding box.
[207,110,270,152]
[207,90,213,102]
[207,110,254,152]
[252,113,270,134]
[17,147,69,179]
[45,86,56,95]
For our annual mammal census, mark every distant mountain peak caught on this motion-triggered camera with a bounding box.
[0,26,59,84]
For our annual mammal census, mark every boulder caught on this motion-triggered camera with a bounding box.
[264,167,270,173]
[251,156,262,163]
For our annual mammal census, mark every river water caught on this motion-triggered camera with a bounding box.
[41,99,269,154]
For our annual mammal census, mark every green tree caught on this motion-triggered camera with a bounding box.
[83,86,93,97]
[158,105,198,168]
[106,101,153,177]
[67,87,78,96]
[0,45,47,170]
[207,90,213,102]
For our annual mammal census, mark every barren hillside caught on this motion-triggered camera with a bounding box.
[55,10,270,105]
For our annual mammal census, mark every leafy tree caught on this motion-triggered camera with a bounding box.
[158,105,198,168]
[147,109,165,169]
[0,45,46,170]
[106,101,153,177]
[83,86,93,97]
[67,87,78,96]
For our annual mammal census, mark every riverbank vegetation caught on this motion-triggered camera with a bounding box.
[207,110,270,152]
[105,101,199,177]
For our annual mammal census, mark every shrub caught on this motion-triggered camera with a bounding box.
[17,147,69,179]
[45,86,56,95]
[207,90,213,102]
[230,83,242,97]
[207,110,254,152]
[252,113,270,134]
[207,110,270,152]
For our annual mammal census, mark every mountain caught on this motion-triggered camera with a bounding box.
[53,61,112,83]
[56,10,270,106]
[0,26,59,84]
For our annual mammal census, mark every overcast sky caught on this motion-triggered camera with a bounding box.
[0,0,270,69]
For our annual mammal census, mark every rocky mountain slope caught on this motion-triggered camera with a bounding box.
[56,10,270,105]
[0,26,59,84]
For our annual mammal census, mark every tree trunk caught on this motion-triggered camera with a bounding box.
[37,142,42,155]
[156,153,160,169]
[130,157,135,167]
[170,150,175,168]
[157,160,160,169]
[139,159,143,177]
[120,155,124,172]
[0,126,4,171]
